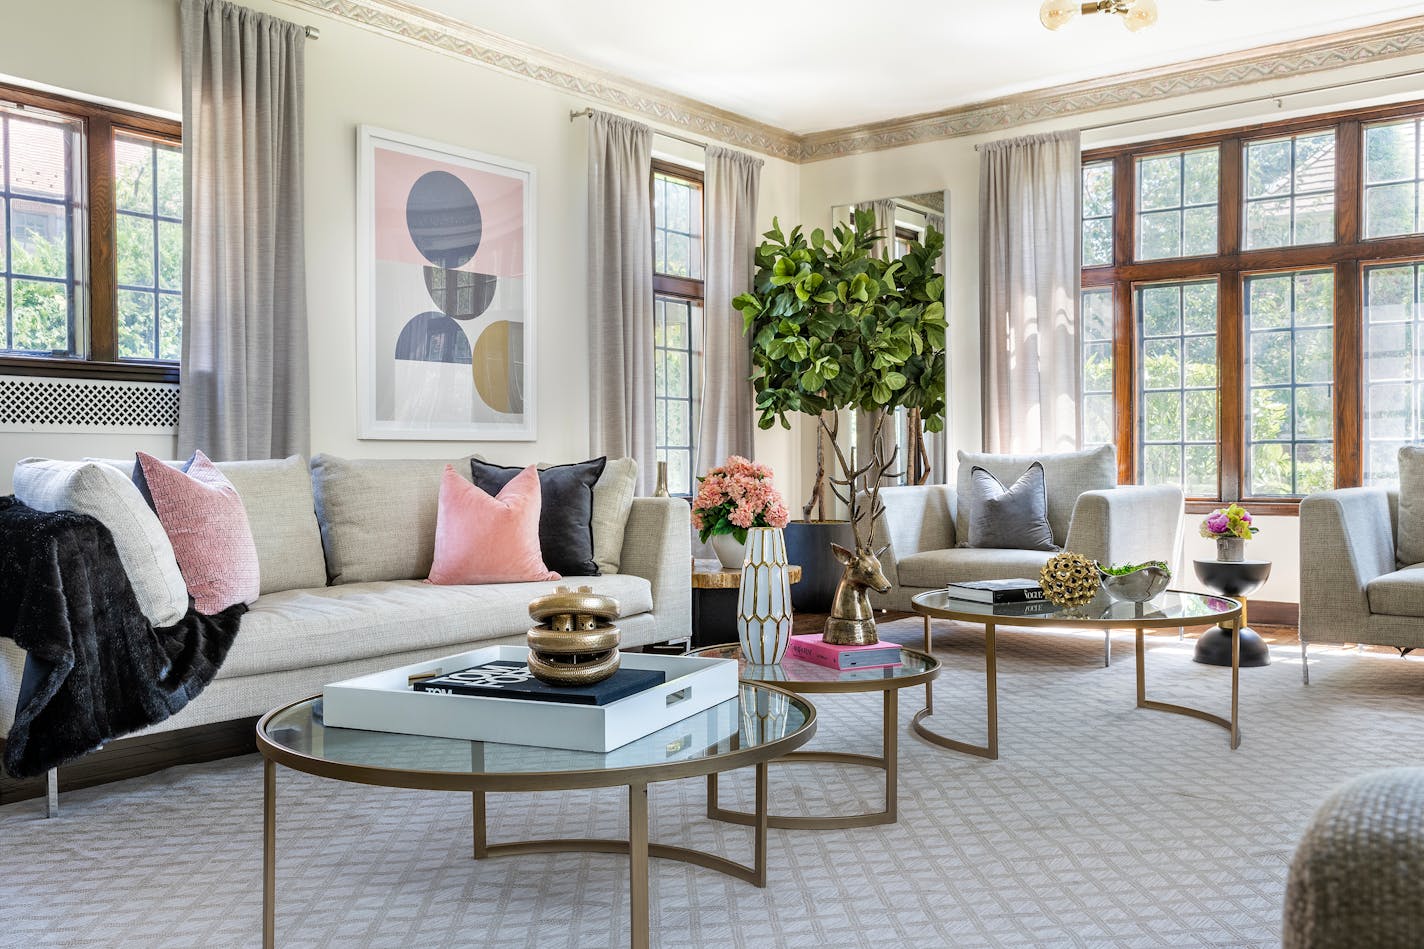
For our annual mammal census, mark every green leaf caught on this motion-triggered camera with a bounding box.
[885,371,908,390]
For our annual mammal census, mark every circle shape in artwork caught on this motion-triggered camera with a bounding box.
[423,266,498,321]
[394,311,473,364]
[471,320,523,414]
[406,171,483,269]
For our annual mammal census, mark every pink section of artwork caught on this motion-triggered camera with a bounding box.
[373,145,525,277]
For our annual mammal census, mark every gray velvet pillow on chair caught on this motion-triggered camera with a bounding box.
[965,462,1059,551]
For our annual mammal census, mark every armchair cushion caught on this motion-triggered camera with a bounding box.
[1397,447,1424,568]
[1367,564,1424,618]
[897,547,1055,588]
[956,446,1115,548]
[965,462,1057,551]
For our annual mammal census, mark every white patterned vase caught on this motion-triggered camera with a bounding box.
[737,527,794,664]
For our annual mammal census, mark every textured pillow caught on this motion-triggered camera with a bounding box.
[310,454,474,584]
[429,465,560,585]
[592,457,639,574]
[136,451,260,614]
[471,457,606,576]
[965,462,1058,551]
[1398,447,1424,568]
[12,458,189,627]
[955,446,1116,547]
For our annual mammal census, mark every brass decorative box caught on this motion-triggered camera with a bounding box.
[526,586,622,686]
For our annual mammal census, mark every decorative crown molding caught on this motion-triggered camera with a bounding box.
[281,0,1424,163]
[279,0,803,160]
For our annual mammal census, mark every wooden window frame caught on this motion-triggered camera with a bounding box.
[1083,97,1424,515]
[650,159,705,497]
[0,81,180,384]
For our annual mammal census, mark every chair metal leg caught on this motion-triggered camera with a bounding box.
[1301,640,1309,685]
[45,768,58,819]
[1104,630,1111,667]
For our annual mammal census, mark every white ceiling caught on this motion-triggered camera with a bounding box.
[414,0,1424,134]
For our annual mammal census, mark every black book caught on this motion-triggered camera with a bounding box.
[945,578,1046,604]
[412,660,666,706]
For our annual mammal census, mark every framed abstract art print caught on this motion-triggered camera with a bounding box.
[356,126,536,440]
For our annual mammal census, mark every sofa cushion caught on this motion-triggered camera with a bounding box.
[94,455,327,596]
[897,547,1056,589]
[1367,564,1424,618]
[311,454,473,584]
[593,457,638,574]
[1397,447,1424,569]
[472,456,605,576]
[219,574,654,678]
[965,463,1057,551]
[137,451,259,614]
[13,458,189,627]
[956,446,1115,548]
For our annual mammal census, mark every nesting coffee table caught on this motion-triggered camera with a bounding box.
[690,643,939,828]
[256,684,816,949]
[910,590,1244,756]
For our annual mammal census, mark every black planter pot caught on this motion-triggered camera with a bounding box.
[783,520,857,613]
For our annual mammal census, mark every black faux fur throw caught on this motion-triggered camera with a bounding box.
[0,495,245,779]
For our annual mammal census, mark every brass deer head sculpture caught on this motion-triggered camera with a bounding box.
[822,410,900,646]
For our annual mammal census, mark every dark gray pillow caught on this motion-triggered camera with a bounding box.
[966,462,1058,551]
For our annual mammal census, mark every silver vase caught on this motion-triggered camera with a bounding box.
[1216,536,1245,562]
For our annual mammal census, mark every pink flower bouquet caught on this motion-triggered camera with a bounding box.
[1198,502,1259,541]
[691,455,790,544]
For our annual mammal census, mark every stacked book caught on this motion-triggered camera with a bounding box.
[411,661,665,706]
[785,634,902,671]
[944,578,1046,604]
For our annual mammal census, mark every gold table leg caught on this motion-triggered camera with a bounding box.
[263,758,276,949]
[923,615,935,713]
[628,783,649,949]
[1136,621,1243,749]
[706,690,900,829]
[913,621,998,760]
[472,790,487,859]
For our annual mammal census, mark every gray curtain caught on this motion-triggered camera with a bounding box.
[923,209,947,485]
[586,111,655,494]
[179,0,308,461]
[697,145,762,477]
[979,130,1081,454]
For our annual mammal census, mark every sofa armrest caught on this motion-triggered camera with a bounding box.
[617,497,692,637]
[1064,484,1184,571]
[1300,488,1396,642]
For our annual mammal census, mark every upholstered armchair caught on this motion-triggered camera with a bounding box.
[1299,486,1424,682]
[872,446,1185,612]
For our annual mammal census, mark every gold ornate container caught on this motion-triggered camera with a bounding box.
[526,586,622,686]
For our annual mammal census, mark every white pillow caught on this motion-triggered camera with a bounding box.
[12,458,189,627]
[592,458,638,574]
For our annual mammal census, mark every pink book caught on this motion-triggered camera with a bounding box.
[785,634,903,671]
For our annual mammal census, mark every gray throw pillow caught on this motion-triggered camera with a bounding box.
[966,462,1058,551]
[1398,446,1424,568]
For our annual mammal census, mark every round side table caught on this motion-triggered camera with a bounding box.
[1192,558,1272,667]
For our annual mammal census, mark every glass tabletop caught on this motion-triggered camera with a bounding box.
[258,683,813,784]
[910,589,1239,628]
[690,643,939,692]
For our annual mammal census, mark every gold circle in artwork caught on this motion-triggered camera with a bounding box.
[471,320,522,414]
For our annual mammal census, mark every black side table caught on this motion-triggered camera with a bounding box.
[1192,558,1272,667]
[690,559,802,649]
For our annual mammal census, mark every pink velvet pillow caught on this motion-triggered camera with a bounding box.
[428,464,560,585]
[136,450,260,614]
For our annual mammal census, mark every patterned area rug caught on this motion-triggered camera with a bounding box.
[4,619,1423,949]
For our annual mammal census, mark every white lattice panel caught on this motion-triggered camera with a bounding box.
[0,376,179,433]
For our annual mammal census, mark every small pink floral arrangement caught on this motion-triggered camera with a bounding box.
[1199,502,1259,541]
[691,455,790,544]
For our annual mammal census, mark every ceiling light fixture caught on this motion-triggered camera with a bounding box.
[1040,0,1159,32]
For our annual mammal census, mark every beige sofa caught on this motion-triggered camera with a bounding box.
[1,454,690,782]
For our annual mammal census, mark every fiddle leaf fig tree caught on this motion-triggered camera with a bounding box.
[732,207,947,523]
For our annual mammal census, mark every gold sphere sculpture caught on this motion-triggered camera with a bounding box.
[526,586,622,686]
[1038,552,1101,608]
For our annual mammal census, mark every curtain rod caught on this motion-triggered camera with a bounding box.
[569,107,706,151]
[304,25,320,39]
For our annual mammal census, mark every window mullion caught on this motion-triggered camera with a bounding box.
[1334,260,1363,487]
[87,113,116,362]
[1219,274,1244,502]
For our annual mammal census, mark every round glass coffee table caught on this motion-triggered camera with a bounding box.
[690,643,939,828]
[256,684,815,949]
[911,590,1243,757]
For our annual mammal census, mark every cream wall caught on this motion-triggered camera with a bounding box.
[798,55,1424,605]
[0,0,802,498]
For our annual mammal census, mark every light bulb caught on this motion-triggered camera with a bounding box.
[1122,0,1158,31]
[1040,0,1081,30]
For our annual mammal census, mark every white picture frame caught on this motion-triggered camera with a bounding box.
[356,125,537,440]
